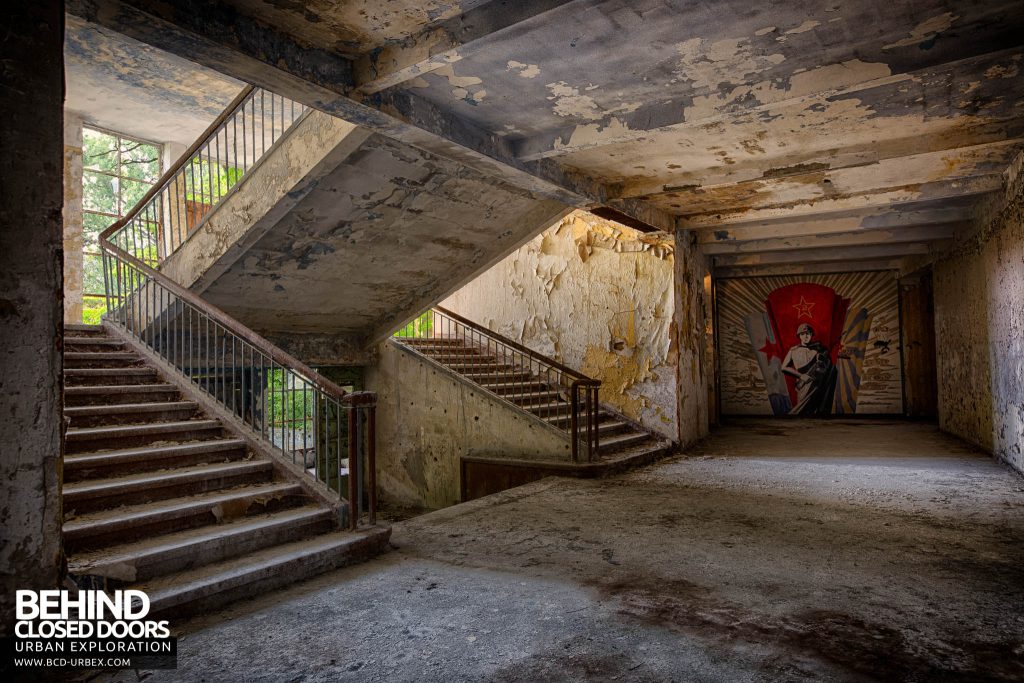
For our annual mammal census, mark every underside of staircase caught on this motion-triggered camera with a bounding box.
[62,323,389,619]
[391,334,673,469]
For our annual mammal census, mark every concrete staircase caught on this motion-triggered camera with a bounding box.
[392,336,666,460]
[62,323,389,618]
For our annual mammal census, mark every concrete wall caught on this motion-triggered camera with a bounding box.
[674,230,712,445]
[443,211,680,440]
[0,2,64,636]
[64,113,84,323]
[934,151,1024,473]
[366,343,570,509]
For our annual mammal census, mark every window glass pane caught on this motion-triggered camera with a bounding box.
[120,178,151,212]
[121,140,161,182]
[83,129,119,173]
[83,171,118,214]
[82,212,112,251]
[83,253,106,295]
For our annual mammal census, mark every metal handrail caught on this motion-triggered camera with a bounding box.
[393,308,601,461]
[101,85,309,266]
[98,84,376,527]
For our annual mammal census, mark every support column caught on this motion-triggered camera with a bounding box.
[0,2,65,636]
[673,228,712,446]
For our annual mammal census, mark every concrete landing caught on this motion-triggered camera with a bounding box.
[96,420,1024,682]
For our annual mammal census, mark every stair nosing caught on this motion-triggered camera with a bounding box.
[66,419,221,440]
[63,460,273,498]
[64,438,247,466]
[63,482,304,534]
[64,401,197,416]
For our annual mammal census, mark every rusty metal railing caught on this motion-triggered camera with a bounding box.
[98,86,375,528]
[104,85,308,267]
[392,307,601,462]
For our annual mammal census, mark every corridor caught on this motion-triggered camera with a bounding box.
[111,421,1024,682]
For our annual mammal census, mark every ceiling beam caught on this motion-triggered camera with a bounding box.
[67,0,676,233]
[679,175,1003,229]
[514,46,1024,162]
[696,206,974,243]
[618,136,1024,200]
[714,259,906,279]
[701,224,958,255]
[712,242,938,267]
[352,0,578,94]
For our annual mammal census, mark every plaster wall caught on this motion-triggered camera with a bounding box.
[0,3,64,636]
[366,343,570,509]
[933,151,1024,472]
[442,211,679,440]
[64,113,84,323]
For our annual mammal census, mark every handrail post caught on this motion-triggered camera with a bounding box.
[569,380,580,463]
[367,406,377,526]
[347,407,358,530]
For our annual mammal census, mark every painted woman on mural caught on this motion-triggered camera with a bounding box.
[780,323,838,415]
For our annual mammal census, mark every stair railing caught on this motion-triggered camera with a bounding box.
[392,307,601,462]
[99,87,375,529]
[104,85,309,267]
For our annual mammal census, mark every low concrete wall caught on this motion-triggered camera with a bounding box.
[366,342,570,509]
[933,150,1024,473]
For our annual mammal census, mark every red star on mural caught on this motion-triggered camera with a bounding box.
[792,296,815,319]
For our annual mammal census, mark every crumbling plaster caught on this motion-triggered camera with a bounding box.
[367,343,571,509]
[64,113,84,323]
[933,150,1024,473]
[443,211,682,441]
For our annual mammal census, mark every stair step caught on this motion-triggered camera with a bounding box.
[68,506,336,584]
[65,367,160,386]
[65,384,181,407]
[65,338,124,349]
[65,419,223,454]
[63,482,306,553]
[65,323,106,335]
[64,400,198,427]
[64,439,248,481]
[64,460,274,515]
[597,420,632,436]
[446,362,516,372]
[527,401,572,415]
[479,380,551,393]
[545,410,616,427]
[507,390,564,406]
[598,431,653,453]
[135,527,390,618]
[64,351,143,369]
[394,337,464,345]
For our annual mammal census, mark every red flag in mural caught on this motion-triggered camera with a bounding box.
[759,283,849,412]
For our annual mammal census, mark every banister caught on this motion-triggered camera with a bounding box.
[433,305,599,384]
[100,240,349,401]
[99,85,257,244]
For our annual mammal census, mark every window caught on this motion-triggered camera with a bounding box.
[81,127,161,323]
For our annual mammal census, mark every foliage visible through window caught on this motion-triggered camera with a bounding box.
[81,127,161,321]
[393,311,433,338]
[266,369,315,452]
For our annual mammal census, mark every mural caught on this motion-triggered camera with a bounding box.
[717,273,903,416]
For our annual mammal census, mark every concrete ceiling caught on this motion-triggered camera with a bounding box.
[68,0,1024,276]
[65,14,242,146]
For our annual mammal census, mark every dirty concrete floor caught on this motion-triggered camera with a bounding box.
[106,420,1024,682]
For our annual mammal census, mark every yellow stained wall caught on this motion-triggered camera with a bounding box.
[443,211,683,440]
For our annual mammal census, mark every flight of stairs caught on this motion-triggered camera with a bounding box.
[62,323,388,618]
[392,336,666,459]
